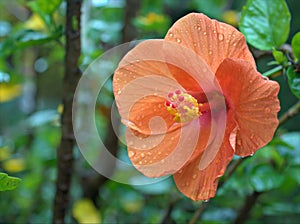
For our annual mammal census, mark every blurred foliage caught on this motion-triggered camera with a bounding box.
[0,0,300,223]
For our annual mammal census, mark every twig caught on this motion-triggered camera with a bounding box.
[233,192,261,224]
[52,0,82,223]
[279,101,300,126]
[188,202,210,224]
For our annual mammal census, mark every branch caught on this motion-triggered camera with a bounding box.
[279,100,300,126]
[53,0,82,223]
[233,192,261,224]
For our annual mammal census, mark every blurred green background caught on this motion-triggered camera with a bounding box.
[0,0,300,223]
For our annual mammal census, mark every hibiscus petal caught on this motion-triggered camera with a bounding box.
[216,58,280,156]
[127,118,202,177]
[173,110,237,200]
[165,13,256,73]
[114,40,218,134]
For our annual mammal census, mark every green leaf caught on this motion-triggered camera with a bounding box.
[272,49,288,65]
[287,66,300,99]
[191,0,227,19]
[0,172,21,191]
[278,132,300,165]
[28,0,62,15]
[250,165,284,192]
[239,0,291,50]
[27,0,62,27]
[0,28,63,57]
[292,32,300,61]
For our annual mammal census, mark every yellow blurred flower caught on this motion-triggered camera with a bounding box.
[3,158,26,173]
[222,10,239,27]
[0,84,22,103]
[73,199,101,224]
[139,12,165,26]
[24,13,46,31]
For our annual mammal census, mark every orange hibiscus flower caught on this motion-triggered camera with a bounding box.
[113,13,280,200]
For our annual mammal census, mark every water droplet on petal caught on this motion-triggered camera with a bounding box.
[250,153,254,157]
[265,107,271,113]
[117,90,122,94]
[218,33,224,41]
[203,199,209,202]
[169,32,174,37]
[141,153,145,158]
[176,38,181,43]
[192,174,197,179]
[197,26,201,30]
[203,31,207,35]
[128,151,135,158]
[178,169,183,174]
[139,161,143,165]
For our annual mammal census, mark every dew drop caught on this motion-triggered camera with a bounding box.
[176,38,181,43]
[203,31,207,35]
[250,153,254,157]
[139,161,143,165]
[208,50,212,55]
[147,152,152,156]
[197,26,201,30]
[192,174,197,179]
[117,90,122,94]
[161,159,165,164]
[141,153,145,158]
[158,151,162,155]
[169,32,174,37]
[203,199,209,202]
[250,134,255,139]
[265,107,271,113]
[218,33,224,41]
[128,151,135,158]
[178,169,183,174]
[233,42,237,46]
[142,144,147,149]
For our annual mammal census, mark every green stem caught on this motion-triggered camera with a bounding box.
[262,65,283,77]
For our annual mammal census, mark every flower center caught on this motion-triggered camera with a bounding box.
[165,90,202,123]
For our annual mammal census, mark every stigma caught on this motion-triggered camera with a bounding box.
[164,90,202,123]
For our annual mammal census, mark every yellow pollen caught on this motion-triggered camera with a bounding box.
[165,90,202,123]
